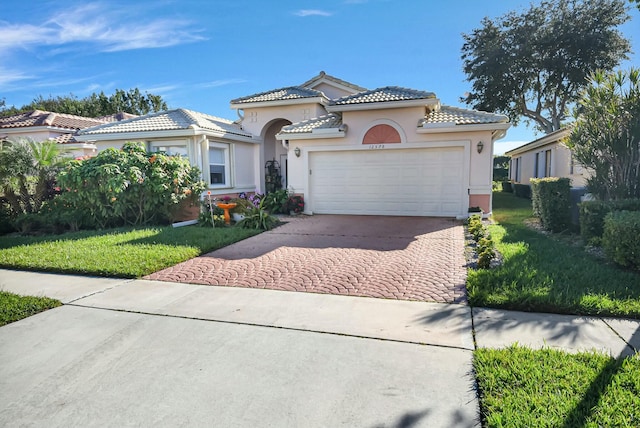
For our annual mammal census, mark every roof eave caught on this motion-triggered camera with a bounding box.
[230,96,329,110]
[417,122,511,135]
[75,128,255,143]
[504,128,571,156]
[327,98,438,112]
[276,129,345,140]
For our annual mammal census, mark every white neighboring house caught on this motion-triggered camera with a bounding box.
[506,128,590,188]
[0,110,111,156]
[75,71,511,217]
[74,109,258,195]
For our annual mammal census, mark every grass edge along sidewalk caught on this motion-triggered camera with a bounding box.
[467,192,640,319]
[474,345,640,427]
[0,225,260,278]
[0,291,61,327]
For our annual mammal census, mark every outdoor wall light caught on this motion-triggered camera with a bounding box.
[477,141,484,154]
[294,147,301,157]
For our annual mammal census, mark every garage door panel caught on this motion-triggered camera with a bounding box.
[310,147,464,216]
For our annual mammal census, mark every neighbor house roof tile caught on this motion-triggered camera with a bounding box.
[0,110,107,130]
[230,86,326,105]
[77,108,252,137]
[331,86,437,106]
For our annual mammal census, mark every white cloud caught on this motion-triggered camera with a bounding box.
[293,9,333,17]
[0,2,205,56]
[0,67,33,87]
[199,79,247,88]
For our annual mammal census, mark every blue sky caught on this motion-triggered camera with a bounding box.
[1,0,639,154]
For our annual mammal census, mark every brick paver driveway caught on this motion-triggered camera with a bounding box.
[146,215,468,303]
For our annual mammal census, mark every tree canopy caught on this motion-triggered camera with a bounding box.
[1,88,168,118]
[461,0,631,133]
[566,68,640,200]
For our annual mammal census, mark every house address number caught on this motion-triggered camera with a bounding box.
[368,144,385,149]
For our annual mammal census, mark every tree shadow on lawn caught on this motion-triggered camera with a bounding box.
[468,217,640,319]
[0,227,139,250]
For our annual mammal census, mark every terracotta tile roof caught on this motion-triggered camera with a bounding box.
[230,86,326,105]
[279,113,343,134]
[0,110,107,130]
[300,71,367,93]
[331,86,436,106]
[77,108,252,137]
[419,105,509,126]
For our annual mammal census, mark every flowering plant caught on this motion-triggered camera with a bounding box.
[286,195,305,214]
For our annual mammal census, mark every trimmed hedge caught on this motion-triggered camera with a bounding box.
[602,210,640,271]
[530,178,571,232]
[513,183,531,199]
[501,181,513,193]
[579,199,640,244]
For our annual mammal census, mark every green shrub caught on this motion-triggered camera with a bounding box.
[58,142,205,229]
[285,195,305,214]
[602,210,640,271]
[579,199,640,244]
[467,214,496,269]
[530,177,571,232]
[236,206,278,231]
[0,200,15,235]
[198,202,225,227]
[513,183,531,199]
[261,189,289,214]
[501,181,513,193]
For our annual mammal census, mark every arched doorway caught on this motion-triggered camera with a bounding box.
[262,119,291,190]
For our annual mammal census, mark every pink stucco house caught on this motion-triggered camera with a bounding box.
[75,72,510,217]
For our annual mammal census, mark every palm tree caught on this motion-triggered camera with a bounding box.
[0,139,68,217]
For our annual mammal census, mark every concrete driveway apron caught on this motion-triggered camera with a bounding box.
[146,215,468,303]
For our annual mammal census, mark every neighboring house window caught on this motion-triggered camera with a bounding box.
[534,153,540,178]
[545,149,552,177]
[154,145,187,157]
[209,143,230,187]
[515,157,522,182]
[302,108,311,120]
[248,111,258,123]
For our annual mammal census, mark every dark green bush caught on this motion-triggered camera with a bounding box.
[602,210,640,271]
[237,206,278,231]
[513,183,531,199]
[466,214,496,269]
[501,181,513,193]
[261,189,289,214]
[579,199,640,244]
[530,178,571,232]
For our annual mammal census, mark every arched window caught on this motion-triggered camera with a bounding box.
[362,124,401,144]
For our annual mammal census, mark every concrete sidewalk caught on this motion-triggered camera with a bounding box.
[1,269,639,427]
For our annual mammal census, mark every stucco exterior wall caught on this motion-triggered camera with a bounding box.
[240,103,327,137]
[283,107,496,213]
[509,142,589,187]
[311,82,354,100]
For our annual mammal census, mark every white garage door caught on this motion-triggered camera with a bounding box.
[309,147,465,216]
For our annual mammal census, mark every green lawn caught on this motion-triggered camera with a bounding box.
[0,225,260,278]
[467,192,640,318]
[474,345,640,427]
[0,291,62,326]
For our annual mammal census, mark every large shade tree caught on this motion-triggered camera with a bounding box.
[461,0,631,133]
[566,68,640,200]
